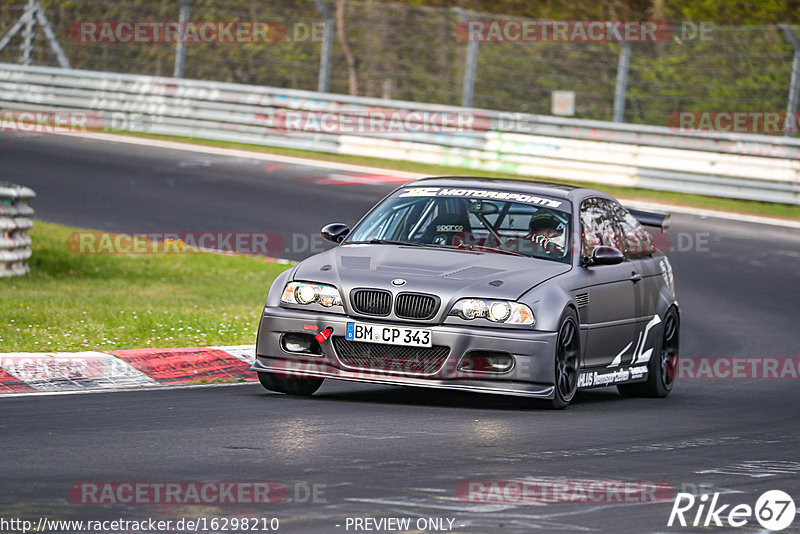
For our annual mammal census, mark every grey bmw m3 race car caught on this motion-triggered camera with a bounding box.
[253,176,679,408]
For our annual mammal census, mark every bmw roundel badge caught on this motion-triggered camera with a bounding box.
[391,278,407,287]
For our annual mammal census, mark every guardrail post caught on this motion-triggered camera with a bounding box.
[779,24,800,136]
[453,8,478,108]
[0,182,36,277]
[612,41,631,123]
[173,0,190,78]
[314,0,334,93]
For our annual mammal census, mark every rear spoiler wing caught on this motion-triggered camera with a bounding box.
[628,209,671,232]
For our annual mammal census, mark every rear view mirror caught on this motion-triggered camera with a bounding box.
[321,223,350,244]
[584,245,624,266]
[468,201,499,216]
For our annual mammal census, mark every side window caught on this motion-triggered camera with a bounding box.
[580,198,623,257]
[610,203,655,259]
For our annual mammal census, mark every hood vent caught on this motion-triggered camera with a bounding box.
[341,256,371,270]
[376,265,441,276]
[442,266,503,280]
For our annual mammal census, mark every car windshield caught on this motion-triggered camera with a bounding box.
[346,190,572,263]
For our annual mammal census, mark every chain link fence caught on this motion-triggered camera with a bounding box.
[0,0,798,129]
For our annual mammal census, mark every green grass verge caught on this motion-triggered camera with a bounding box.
[118,131,800,221]
[0,221,292,352]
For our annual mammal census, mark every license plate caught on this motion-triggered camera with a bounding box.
[346,322,432,348]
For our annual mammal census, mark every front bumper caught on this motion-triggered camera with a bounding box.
[253,306,559,399]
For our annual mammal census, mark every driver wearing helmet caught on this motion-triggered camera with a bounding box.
[526,211,567,254]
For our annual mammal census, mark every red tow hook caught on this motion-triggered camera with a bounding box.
[315,327,333,344]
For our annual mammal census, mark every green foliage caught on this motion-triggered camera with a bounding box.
[0,221,291,351]
[0,1,797,124]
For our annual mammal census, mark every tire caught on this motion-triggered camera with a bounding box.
[549,308,581,409]
[618,308,679,398]
[257,371,324,396]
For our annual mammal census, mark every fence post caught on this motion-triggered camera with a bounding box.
[173,0,190,78]
[20,0,35,65]
[314,0,334,93]
[453,8,478,108]
[0,0,70,68]
[612,41,631,123]
[33,0,70,68]
[779,24,800,136]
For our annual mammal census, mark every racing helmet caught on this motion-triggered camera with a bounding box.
[527,210,567,250]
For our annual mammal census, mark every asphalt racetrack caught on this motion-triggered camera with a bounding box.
[2,133,799,533]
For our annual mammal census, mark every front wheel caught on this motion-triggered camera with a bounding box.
[549,308,581,409]
[257,371,324,396]
[618,308,679,398]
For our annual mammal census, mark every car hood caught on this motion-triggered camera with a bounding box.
[292,244,571,303]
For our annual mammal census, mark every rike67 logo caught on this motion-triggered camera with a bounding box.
[668,490,796,531]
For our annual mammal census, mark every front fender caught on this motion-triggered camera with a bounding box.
[521,283,577,333]
[265,266,298,308]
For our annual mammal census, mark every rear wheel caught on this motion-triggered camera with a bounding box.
[618,308,679,398]
[257,371,324,396]
[549,308,580,409]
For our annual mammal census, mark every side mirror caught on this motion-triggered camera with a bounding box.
[583,245,624,266]
[321,223,350,244]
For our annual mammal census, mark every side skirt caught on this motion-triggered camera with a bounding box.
[577,364,649,389]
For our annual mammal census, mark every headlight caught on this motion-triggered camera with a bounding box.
[488,301,511,322]
[449,299,534,325]
[459,299,487,320]
[281,282,343,308]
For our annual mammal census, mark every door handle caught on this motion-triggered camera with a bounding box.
[630,272,642,283]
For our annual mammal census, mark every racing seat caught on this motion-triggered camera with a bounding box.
[419,212,472,247]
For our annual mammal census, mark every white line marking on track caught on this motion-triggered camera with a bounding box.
[311,173,416,186]
[65,132,424,178]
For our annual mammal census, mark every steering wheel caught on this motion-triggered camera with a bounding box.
[432,232,467,248]
[531,233,565,255]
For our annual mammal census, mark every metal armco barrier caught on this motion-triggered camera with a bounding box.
[1,63,799,205]
[0,181,34,277]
